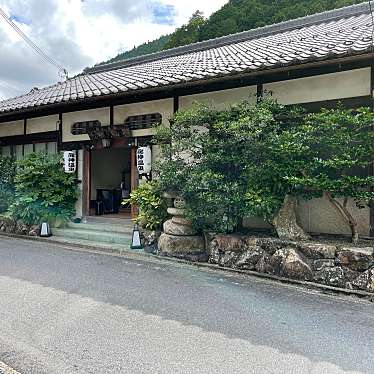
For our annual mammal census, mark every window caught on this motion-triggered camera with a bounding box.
[124,113,162,130]
[0,142,57,159]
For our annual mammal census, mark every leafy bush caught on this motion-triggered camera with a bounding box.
[156,99,303,233]
[123,181,168,231]
[156,99,374,241]
[9,153,79,225]
[0,155,16,213]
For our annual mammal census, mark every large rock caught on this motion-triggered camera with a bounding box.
[270,248,313,280]
[351,268,374,292]
[210,235,246,253]
[297,243,336,259]
[219,251,240,267]
[235,246,265,270]
[336,247,374,271]
[163,220,196,236]
[272,195,310,241]
[255,254,273,274]
[313,259,335,271]
[158,233,205,256]
[314,266,346,288]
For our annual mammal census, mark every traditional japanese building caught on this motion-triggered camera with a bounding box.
[0,2,373,238]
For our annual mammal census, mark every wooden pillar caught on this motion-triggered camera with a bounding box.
[130,145,138,219]
[82,148,91,217]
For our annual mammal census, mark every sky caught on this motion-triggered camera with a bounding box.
[0,0,228,100]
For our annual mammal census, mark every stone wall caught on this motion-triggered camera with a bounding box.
[209,235,374,293]
[0,217,39,236]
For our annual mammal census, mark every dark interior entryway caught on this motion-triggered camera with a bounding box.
[90,146,132,218]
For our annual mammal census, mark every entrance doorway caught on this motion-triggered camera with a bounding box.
[89,146,132,219]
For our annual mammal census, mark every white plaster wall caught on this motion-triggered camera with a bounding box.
[298,197,370,236]
[114,98,173,137]
[62,107,110,143]
[179,86,257,110]
[27,115,59,134]
[264,68,371,105]
[0,120,23,137]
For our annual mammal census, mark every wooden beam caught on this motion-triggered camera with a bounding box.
[82,148,91,217]
[0,131,59,146]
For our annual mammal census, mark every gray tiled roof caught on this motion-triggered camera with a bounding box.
[1,2,373,115]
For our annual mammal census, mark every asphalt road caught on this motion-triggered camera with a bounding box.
[0,237,373,374]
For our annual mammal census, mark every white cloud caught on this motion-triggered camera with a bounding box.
[0,0,228,99]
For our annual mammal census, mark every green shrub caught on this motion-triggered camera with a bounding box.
[0,155,16,213]
[9,153,79,225]
[124,181,168,231]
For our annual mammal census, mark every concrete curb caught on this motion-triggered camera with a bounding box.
[1,232,374,302]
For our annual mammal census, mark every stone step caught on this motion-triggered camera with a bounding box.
[52,228,132,246]
[85,216,133,225]
[67,222,133,235]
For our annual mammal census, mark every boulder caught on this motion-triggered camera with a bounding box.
[158,233,205,256]
[219,251,240,267]
[235,246,265,270]
[336,247,374,271]
[313,259,335,271]
[314,266,345,288]
[28,225,40,237]
[297,243,336,259]
[209,246,221,264]
[270,248,313,281]
[210,235,246,253]
[163,220,196,236]
[255,254,273,274]
[351,268,374,292]
[257,238,284,255]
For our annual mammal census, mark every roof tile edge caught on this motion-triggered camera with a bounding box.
[86,2,371,74]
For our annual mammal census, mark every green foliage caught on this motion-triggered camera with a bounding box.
[163,11,206,50]
[283,107,374,200]
[123,181,168,230]
[9,153,79,225]
[98,34,171,65]
[97,0,362,65]
[0,156,16,213]
[200,0,363,40]
[156,99,374,238]
[156,98,298,233]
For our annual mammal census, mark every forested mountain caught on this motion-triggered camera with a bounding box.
[97,0,364,66]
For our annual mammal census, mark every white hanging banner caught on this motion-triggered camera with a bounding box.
[136,146,152,174]
[63,151,77,173]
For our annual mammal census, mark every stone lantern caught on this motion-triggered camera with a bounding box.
[158,192,206,260]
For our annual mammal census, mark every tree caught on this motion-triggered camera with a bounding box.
[162,11,207,50]
[156,99,374,242]
[156,99,308,236]
[284,107,374,242]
